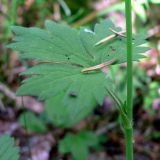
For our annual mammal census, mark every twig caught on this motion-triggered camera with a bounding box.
[81,59,116,72]
[95,28,126,46]
[0,82,16,100]
[109,28,126,37]
[71,1,117,27]
[71,10,99,27]
[0,99,5,111]
[95,122,118,135]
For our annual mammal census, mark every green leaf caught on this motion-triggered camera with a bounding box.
[0,135,20,160]
[7,20,148,65]
[106,89,131,129]
[7,20,149,127]
[44,92,96,127]
[59,131,99,160]
[144,96,153,109]
[19,111,48,133]
[132,1,147,22]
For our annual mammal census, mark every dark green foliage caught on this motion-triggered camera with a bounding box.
[7,20,149,127]
[0,135,20,160]
[19,111,48,133]
[59,131,99,160]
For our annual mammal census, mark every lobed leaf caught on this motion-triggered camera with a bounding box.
[59,131,99,160]
[7,19,149,127]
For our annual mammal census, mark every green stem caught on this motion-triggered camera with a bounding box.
[124,128,133,160]
[125,0,134,160]
[125,0,133,121]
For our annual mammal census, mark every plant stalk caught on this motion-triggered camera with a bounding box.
[125,0,134,160]
[124,128,133,160]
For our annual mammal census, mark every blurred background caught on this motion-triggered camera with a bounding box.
[0,0,160,160]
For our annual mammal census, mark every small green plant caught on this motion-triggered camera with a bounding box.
[7,2,150,158]
[0,134,20,160]
[19,111,48,133]
[59,131,100,160]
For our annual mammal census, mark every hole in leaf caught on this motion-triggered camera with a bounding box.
[110,46,116,52]
[65,54,70,60]
[69,92,77,98]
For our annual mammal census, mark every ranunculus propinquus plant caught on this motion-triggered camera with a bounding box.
[7,18,149,159]
[7,20,148,126]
